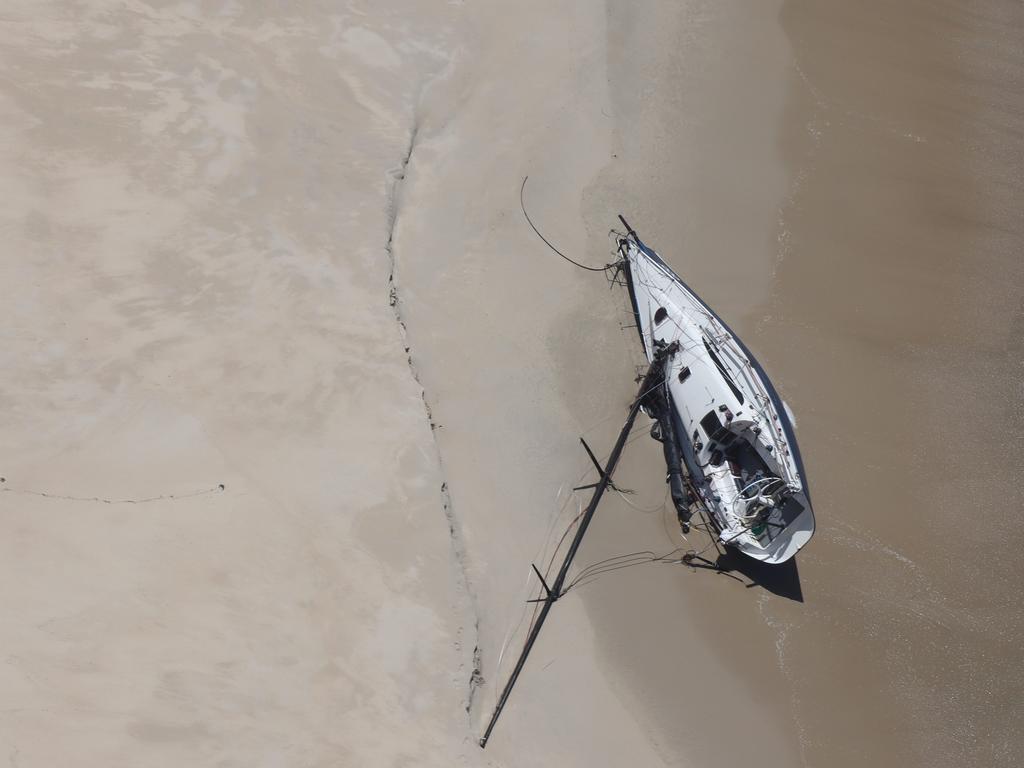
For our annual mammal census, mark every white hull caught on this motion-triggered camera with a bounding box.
[619,232,815,564]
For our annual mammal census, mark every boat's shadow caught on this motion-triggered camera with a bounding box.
[685,550,804,603]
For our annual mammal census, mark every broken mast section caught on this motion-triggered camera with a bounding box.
[479,348,671,748]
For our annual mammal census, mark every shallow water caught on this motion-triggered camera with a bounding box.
[766,2,1024,764]
[581,0,1024,765]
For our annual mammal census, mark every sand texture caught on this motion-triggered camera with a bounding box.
[2,1,1023,767]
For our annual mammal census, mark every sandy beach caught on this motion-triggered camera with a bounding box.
[2,1,1022,767]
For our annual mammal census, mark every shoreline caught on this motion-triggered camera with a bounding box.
[579,1,807,763]
[394,1,673,761]
[397,0,807,763]
[2,1,1021,766]
[759,2,1024,765]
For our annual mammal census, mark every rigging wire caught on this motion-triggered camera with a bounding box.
[490,425,651,696]
[500,425,679,671]
[564,548,689,593]
[520,176,609,273]
[488,347,717,695]
[614,485,669,515]
[491,465,594,705]
[490,450,721,696]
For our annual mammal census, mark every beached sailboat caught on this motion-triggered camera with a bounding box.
[479,188,816,748]
[616,217,815,564]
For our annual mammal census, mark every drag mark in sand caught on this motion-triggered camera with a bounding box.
[386,123,417,312]
[383,120,485,717]
[0,478,226,505]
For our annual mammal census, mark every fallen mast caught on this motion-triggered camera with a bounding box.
[479,347,671,748]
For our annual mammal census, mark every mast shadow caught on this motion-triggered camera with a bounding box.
[684,550,804,603]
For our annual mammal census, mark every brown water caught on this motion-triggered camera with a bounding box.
[769,2,1024,764]
[578,0,1024,765]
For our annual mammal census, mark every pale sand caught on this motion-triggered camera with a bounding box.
[3,1,1022,767]
[0,1,667,766]
[0,2,478,765]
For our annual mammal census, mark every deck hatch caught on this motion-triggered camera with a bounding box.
[700,410,736,446]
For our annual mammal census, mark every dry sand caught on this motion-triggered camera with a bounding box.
[2,1,1022,767]
[0,1,665,766]
[0,2,478,765]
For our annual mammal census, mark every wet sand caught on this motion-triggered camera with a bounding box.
[580,1,1024,766]
[764,2,1024,765]
[2,1,1022,767]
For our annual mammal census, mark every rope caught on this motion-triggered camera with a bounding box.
[520,176,609,273]
[564,548,688,593]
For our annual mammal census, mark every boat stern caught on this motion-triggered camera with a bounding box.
[731,503,816,564]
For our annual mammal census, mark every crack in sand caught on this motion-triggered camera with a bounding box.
[384,123,484,718]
